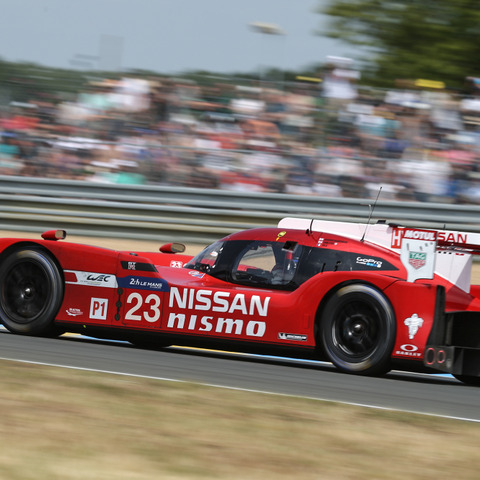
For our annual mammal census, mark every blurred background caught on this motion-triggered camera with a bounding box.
[2,0,480,204]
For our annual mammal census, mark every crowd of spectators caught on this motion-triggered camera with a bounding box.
[2,66,480,204]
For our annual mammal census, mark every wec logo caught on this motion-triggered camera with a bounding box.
[65,270,117,288]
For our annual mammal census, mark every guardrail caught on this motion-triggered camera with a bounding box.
[1,175,480,244]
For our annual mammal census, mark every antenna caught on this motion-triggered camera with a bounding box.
[361,187,382,242]
[306,218,314,236]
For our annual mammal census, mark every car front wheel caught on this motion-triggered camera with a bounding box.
[0,248,64,336]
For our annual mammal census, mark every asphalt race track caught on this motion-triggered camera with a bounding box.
[1,327,479,422]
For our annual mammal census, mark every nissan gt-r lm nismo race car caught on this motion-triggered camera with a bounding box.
[1,217,480,385]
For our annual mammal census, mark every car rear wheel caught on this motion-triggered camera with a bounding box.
[0,248,64,336]
[320,284,395,376]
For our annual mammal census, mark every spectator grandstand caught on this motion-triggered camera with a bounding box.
[2,72,480,204]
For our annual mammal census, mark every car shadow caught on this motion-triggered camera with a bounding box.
[58,332,461,386]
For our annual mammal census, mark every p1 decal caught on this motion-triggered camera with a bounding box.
[90,298,108,320]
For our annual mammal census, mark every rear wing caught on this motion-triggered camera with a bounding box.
[278,217,480,292]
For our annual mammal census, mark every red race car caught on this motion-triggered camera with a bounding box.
[1,217,480,385]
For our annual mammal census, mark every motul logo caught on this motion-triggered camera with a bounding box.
[403,230,436,241]
[392,228,437,248]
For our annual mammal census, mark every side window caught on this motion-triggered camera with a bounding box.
[232,243,276,285]
[296,248,399,284]
[231,241,300,288]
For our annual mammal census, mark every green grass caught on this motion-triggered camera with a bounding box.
[0,360,478,480]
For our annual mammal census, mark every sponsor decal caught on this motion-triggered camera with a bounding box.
[403,230,436,241]
[166,287,271,338]
[169,287,270,316]
[404,313,424,339]
[170,260,184,268]
[391,228,437,249]
[90,298,108,320]
[356,257,382,268]
[64,270,117,288]
[276,231,286,241]
[117,276,169,291]
[188,271,205,279]
[66,308,83,317]
[437,231,467,244]
[408,251,426,269]
[166,313,266,337]
[278,332,307,341]
[120,261,156,272]
[395,344,422,357]
[317,238,346,247]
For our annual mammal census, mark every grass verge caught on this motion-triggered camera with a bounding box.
[0,360,478,480]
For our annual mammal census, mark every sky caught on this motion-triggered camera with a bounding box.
[1,0,357,75]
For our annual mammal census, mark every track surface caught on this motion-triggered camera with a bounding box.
[1,328,479,422]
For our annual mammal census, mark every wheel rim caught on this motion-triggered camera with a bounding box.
[332,300,380,359]
[2,260,51,323]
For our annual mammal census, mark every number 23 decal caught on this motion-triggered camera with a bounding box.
[125,292,161,323]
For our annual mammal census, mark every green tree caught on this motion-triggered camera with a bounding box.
[319,0,480,88]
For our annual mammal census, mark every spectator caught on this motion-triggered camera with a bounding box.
[2,69,480,206]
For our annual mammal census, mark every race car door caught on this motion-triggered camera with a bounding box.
[116,254,169,330]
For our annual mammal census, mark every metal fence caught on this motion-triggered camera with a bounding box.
[1,175,480,245]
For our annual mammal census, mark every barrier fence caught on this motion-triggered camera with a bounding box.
[1,175,480,245]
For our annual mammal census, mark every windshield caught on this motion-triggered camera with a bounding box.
[184,241,225,273]
[185,239,302,289]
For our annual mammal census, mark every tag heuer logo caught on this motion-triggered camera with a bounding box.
[409,252,426,269]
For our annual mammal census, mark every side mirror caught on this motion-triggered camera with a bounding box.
[159,243,186,254]
[41,229,67,241]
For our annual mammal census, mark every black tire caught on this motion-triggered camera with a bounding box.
[0,248,64,336]
[453,374,480,386]
[320,284,396,376]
